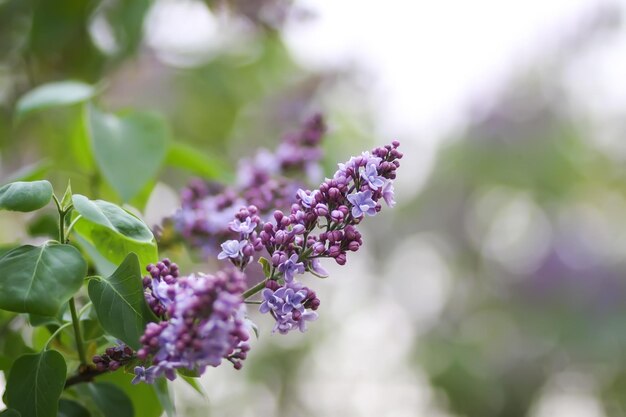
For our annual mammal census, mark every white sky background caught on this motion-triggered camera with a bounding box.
[285,0,626,138]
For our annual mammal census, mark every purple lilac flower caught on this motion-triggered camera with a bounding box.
[260,281,320,334]
[132,366,158,384]
[218,240,247,260]
[309,259,329,277]
[136,262,251,383]
[296,189,317,208]
[347,190,377,218]
[277,254,305,283]
[229,217,258,235]
[381,180,396,207]
[360,163,386,190]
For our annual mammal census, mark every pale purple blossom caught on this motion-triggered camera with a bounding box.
[309,259,329,277]
[260,281,319,334]
[229,217,258,235]
[347,190,377,218]
[218,240,247,260]
[360,163,385,190]
[382,181,396,207]
[278,254,305,282]
[296,189,317,208]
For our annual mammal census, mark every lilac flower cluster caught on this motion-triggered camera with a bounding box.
[260,280,320,334]
[172,115,326,256]
[133,261,250,384]
[92,343,134,372]
[221,141,402,334]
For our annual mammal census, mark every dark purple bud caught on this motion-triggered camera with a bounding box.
[242,244,254,257]
[313,242,326,254]
[314,203,329,216]
[275,230,289,245]
[328,245,341,258]
[291,224,305,235]
[265,280,280,291]
[330,210,344,222]
[335,253,347,265]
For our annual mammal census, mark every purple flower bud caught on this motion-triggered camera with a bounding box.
[328,245,341,258]
[272,251,287,267]
[291,224,306,235]
[314,203,328,217]
[275,230,289,245]
[312,242,326,254]
[335,253,347,265]
[348,241,360,251]
[330,210,344,223]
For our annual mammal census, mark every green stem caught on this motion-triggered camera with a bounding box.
[69,298,87,365]
[44,322,73,350]
[243,279,268,300]
[55,196,87,365]
[66,214,82,237]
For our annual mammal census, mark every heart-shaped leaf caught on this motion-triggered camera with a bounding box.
[5,350,67,417]
[15,81,96,120]
[88,253,158,350]
[0,243,87,316]
[87,106,168,201]
[72,195,157,273]
[0,180,53,212]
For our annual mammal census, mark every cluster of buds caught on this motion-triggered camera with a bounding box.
[143,258,180,318]
[92,343,134,372]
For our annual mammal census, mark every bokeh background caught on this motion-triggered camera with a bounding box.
[2,0,626,416]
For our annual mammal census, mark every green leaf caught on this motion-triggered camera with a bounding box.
[0,181,53,212]
[179,374,207,398]
[0,409,21,417]
[15,81,96,120]
[153,379,175,417]
[0,243,87,316]
[97,371,162,417]
[258,257,271,277]
[84,383,133,417]
[87,105,169,201]
[72,195,157,272]
[88,253,158,350]
[58,399,91,417]
[5,350,67,417]
[165,141,231,180]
